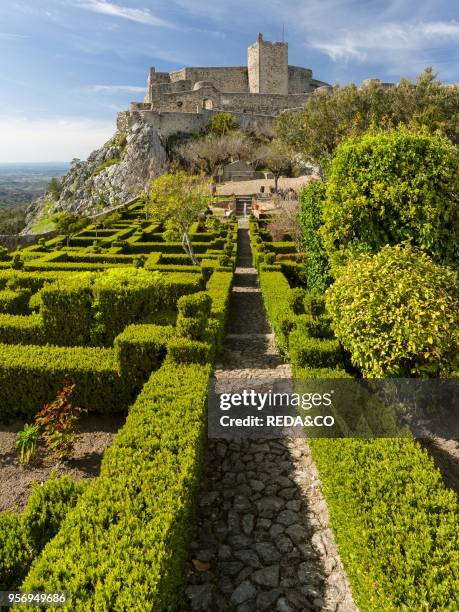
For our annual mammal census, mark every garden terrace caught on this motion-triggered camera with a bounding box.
[0,179,457,609]
[0,202,236,605]
[249,214,458,610]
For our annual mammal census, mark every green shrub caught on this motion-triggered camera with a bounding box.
[205,271,233,351]
[40,273,94,345]
[11,254,25,270]
[144,252,161,269]
[269,242,298,254]
[309,438,459,610]
[167,338,212,364]
[0,476,85,590]
[0,313,44,345]
[177,291,212,318]
[0,344,128,419]
[0,289,31,315]
[176,315,207,340]
[293,365,352,379]
[20,362,211,611]
[289,332,342,368]
[162,273,203,307]
[90,268,165,346]
[295,313,334,339]
[322,126,459,270]
[326,244,459,377]
[0,513,32,590]
[288,288,306,314]
[23,477,86,553]
[259,271,296,353]
[303,292,326,317]
[115,324,174,386]
[299,181,331,292]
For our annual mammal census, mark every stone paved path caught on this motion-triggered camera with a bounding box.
[185,219,356,611]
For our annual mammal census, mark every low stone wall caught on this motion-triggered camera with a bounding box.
[0,231,57,252]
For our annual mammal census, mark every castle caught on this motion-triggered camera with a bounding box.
[117,34,330,137]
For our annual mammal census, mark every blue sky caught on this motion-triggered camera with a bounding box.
[0,0,458,162]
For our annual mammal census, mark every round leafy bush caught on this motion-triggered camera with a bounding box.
[322,126,459,271]
[326,244,458,377]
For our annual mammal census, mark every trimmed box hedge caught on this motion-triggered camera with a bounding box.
[0,313,44,345]
[289,333,343,368]
[115,324,174,387]
[0,476,86,591]
[0,343,128,419]
[310,437,459,610]
[20,362,211,611]
[0,289,31,315]
[259,271,295,353]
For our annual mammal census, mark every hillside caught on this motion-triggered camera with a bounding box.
[23,121,168,233]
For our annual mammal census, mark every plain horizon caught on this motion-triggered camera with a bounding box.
[1,1,458,163]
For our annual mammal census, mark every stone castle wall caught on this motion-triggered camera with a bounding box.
[125,34,327,143]
[170,67,249,93]
[117,109,277,138]
[288,66,313,94]
[134,85,310,115]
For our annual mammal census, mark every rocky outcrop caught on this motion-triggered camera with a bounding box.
[23,120,168,233]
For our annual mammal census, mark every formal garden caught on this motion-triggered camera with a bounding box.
[0,71,458,611]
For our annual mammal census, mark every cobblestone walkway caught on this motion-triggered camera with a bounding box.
[185,219,356,611]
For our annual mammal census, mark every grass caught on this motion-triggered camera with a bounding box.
[92,158,122,176]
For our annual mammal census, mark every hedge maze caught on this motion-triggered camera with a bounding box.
[0,201,236,608]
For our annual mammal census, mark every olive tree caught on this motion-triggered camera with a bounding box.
[207,112,238,136]
[254,141,294,192]
[276,68,459,170]
[52,213,89,246]
[178,134,251,179]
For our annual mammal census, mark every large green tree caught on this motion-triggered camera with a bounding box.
[276,69,459,169]
[321,126,459,271]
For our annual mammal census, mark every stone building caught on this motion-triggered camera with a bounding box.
[117,33,329,137]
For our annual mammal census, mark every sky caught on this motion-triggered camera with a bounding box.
[0,0,458,162]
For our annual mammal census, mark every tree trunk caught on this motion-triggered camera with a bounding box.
[182,232,198,265]
[274,174,279,193]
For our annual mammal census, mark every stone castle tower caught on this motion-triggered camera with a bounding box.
[118,34,330,136]
[248,33,288,95]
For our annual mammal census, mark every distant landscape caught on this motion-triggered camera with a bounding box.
[0,162,68,234]
[0,163,69,210]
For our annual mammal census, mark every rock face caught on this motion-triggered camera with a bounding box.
[23,121,168,233]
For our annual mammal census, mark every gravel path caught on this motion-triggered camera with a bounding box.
[185,219,356,611]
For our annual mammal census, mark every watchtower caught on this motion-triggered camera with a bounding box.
[247,33,289,95]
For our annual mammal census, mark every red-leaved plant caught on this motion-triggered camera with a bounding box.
[34,380,86,462]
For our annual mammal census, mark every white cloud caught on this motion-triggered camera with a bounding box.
[91,84,145,93]
[75,0,173,27]
[310,21,459,63]
[0,117,114,163]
